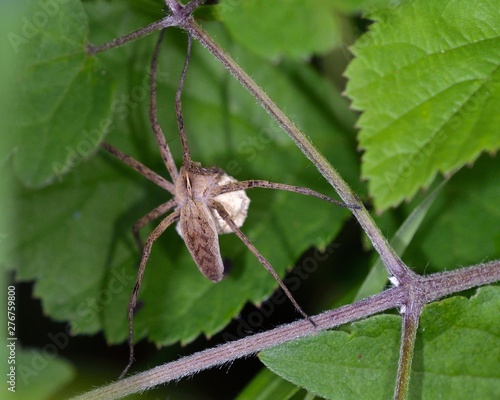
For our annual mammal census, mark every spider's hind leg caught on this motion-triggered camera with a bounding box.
[209,199,316,327]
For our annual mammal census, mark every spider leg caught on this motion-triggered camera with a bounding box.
[213,180,360,209]
[209,200,316,327]
[150,29,179,181]
[120,209,180,379]
[176,33,193,163]
[101,142,175,193]
[132,198,177,252]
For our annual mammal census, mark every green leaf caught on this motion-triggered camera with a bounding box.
[220,0,342,60]
[0,1,24,254]
[334,0,392,13]
[7,2,359,350]
[261,315,401,400]
[409,154,500,269]
[16,347,76,400]
[236,367,301,400]
[9,156,141,335]
[9,0,114,188]
[260,286,500,400]
[345,0,500,210]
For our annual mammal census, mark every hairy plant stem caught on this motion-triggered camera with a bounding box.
[86,1,207,55]
[394,303,422,400]
[71,260,499,400]
[87,19,171,55]
[72,287,405,400]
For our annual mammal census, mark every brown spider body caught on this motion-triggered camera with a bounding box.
[176,162,249,282]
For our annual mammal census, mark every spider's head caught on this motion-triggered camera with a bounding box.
[176,164,218,204]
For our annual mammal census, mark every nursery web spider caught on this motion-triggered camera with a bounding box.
[102,30,357,378]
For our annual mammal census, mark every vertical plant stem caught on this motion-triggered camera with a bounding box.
[185,19,412,279]
[394,304,421,400]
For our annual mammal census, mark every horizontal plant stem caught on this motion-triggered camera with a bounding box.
[420,259,500,302]
[184,19,413,281]
[86,0,207,55]
[71,259,500,400]
[71,287,406,400]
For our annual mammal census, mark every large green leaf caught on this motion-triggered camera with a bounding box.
[9,0,114,188]
[260,286,500,400]
[6,1,360,351]
[345,0,500,210]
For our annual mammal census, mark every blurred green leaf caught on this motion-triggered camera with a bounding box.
[409,154,500,269]
[345,0,500,210]
[16,347,75,400]
[334,0,393,13]
[261,286,500,400]
[236,367,300,400]
[220,0,342,60]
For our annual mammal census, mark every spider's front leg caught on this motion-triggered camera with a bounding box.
[213,179,360,210]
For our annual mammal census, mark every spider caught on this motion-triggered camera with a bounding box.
[102,30,357,378]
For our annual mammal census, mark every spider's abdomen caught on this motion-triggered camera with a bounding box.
[179,199,224,282]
